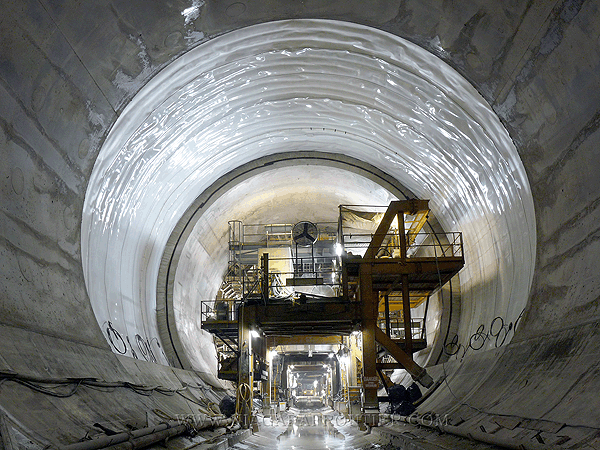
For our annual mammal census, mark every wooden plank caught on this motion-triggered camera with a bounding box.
[285,278,323,286]
[266,335,343,347]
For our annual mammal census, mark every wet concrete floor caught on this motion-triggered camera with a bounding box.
[230,408,383,450]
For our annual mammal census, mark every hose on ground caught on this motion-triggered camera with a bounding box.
[235,383,252,428]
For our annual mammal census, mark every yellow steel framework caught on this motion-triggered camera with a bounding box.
[341,200,464,425]
[202,200,464,428]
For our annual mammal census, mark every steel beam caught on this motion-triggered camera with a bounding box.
[246,301,360,335]
[360,263,379,426]
[384,294,390,336]
[374,327,433,388]
[363,200,429,260]
[364,202,400,260]
[402,274,412,355]
[350,258,464,274]
[398,209,407,261]
[376,362,404,370]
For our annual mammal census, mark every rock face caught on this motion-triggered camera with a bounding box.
[1,1,600,448]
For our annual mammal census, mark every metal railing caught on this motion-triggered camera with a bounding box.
[263,255,342,298]
[229,221,338,248]
[377,317,426,341]
[340,231,463,259]
[220,256,344,304]
[239,223,293,246]
[201,298,242,323]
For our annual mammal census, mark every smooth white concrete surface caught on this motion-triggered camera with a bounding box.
[81,20,535,372]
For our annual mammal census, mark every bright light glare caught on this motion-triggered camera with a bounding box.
[334,242,343,256]
[250,329,260,338]
[268,349,278,361]
[340,355,350,368]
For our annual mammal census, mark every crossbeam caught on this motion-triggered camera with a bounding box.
[363,199,429,260]
[374,327,433,387]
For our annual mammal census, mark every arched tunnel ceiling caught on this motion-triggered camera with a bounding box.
[81,20,535,369]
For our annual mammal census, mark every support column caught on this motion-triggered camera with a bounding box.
[256,335,267,409]
[360,263,379,426]
[384,294,390,337]
[374,327,434,388]
[397,211,407,261]
[261,253,269,303]
[238,305,254,428]
[397,210,413,356]
[402,274,413,355]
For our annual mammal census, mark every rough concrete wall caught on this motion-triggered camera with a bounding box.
[1,2,108,347]
[0,0,211,347]
[0,324,227,446]
[0,0,227,444]
[2,0,600,448]
[377,0,600,337]
[494,0,600,337]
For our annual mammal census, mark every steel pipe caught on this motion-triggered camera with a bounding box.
[57,417,233,450]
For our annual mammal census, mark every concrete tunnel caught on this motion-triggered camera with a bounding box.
[1,1,599,449]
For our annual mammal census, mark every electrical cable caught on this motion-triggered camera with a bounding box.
[207,401,222,416]
[11,378,83,398]
[0,371,203,401]
[152,409,177,422]
[235,383,252,427]
[175,391,215,408]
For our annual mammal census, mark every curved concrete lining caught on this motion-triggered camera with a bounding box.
[81,20,535,372]
[172,164,399,372]
[157,152,418,370]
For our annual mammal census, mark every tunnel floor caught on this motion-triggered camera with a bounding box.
[231,407,382,450]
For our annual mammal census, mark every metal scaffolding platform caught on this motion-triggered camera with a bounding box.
[201,200,464,426]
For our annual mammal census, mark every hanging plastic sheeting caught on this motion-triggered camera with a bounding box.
[81,20,535,372]
[339,206,388,258]
[340,207,385,232]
